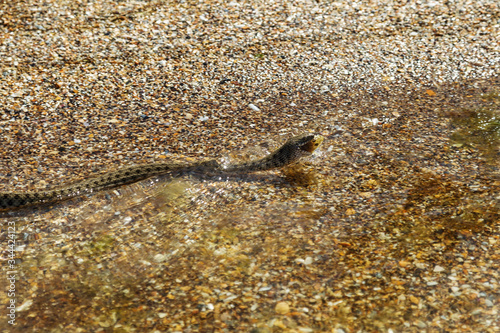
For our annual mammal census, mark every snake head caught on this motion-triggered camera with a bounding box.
[223,133,325,172]
[293,133,325,154]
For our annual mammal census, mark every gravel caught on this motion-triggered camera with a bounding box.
[0,0,499,332]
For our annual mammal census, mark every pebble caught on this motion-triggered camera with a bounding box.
[434,265,446,272]
[275,302,290,315]
[153,254,168,263]
[248,104,261,112]
[16,300,33,312]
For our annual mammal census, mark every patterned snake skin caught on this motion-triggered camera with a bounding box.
[0,134,324,210]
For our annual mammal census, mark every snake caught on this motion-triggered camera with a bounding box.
[0,133,324,210]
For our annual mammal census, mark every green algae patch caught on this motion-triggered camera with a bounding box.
[449,91,500,164]
[86,235,117,257]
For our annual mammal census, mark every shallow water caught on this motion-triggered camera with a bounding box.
[2,84,499,331]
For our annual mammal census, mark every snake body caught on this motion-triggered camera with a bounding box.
[0,134,323,210]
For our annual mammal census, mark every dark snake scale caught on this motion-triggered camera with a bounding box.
[0,134,324,210]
